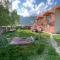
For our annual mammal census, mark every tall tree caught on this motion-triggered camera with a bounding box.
[0,5,9,26]
[0,5,20,26]
[9,10,20,26]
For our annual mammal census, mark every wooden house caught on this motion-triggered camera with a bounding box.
[32,5,60,33]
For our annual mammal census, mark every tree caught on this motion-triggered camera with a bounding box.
[0,5,20,26]
[0,3,20,33]
[0,0,8,7]
[10,10,20,26]
[0,5,9,26]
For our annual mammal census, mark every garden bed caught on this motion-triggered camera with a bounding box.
[0,29,60,60]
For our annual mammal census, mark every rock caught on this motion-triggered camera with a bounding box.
[9,37,34,45]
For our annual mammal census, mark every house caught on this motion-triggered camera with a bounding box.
[32,5,60,33]
[54,5,60,33]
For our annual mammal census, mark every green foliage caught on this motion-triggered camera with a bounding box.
[47,45,58,55]
[16,29,36,37]
[10,10,20,26]
[2,29,36,38]
[0,5,20,26]
[0,0,8,8]
[0,34,8,48]
[53,34,60,42]
[37,44,45,54]
[0,30,60,60]
[0,5,9,26]
[53,34,60,46]
[2,31,16,38]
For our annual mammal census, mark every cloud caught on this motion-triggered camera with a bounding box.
[12,0,20,10]
[20,9,30,17]
[17,0,35,17]
[23,0,35,10]
[47,0,53,5]
[12,0,57,17]
[26,0,34,3]
[35,2,45,15]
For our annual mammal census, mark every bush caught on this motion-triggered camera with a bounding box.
[37,44,45,54]
[16,29,36,37]
[0,34,8,48]
[53,35,60,42]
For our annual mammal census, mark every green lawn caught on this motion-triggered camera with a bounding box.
[53,34,60,42]
[2,29,37,38]
[53,34,60,46]
[0,29,60,60]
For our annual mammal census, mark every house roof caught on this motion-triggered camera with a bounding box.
[36,16,43,20]
[43,12,53,16]
[36,5,60,20]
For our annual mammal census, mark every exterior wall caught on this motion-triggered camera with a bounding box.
[55,9,60,33]
[43,14,55,33]
[32,14,55,33]
[49,14,55,33]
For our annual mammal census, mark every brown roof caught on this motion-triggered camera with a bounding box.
[36,16,43,20]
[43,12,53,16]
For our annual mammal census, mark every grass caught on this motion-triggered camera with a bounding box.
[53,34,60,46]
[0,29,60,60]
[2,29,37,38]
[53,34,60,42]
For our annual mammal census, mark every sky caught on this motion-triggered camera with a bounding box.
[11,0,60,17]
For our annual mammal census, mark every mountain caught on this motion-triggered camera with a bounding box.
[20,16,36,26]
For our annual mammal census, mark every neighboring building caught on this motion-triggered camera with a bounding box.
[32,5,60,33]
[0,26,16,33]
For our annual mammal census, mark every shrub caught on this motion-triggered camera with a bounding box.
[16,29,36,37]
[37,44,45,54]
[0,34,8,48]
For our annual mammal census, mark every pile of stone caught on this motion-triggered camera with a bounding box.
[9,36,34,45]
